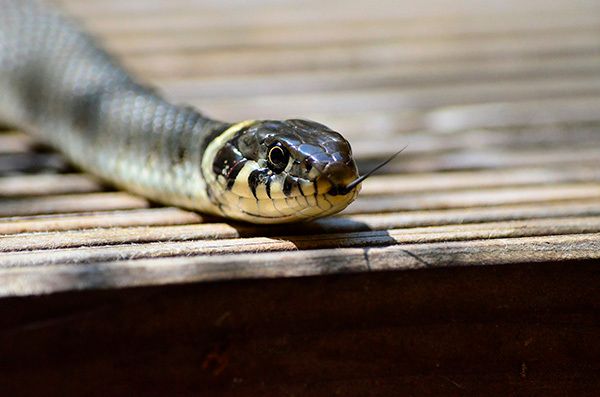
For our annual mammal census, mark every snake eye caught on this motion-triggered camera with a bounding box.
[268,143,289,173]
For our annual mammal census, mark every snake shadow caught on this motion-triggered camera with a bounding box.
[229,213,395,253]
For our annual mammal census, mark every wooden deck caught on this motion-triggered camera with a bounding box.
[2,0,600,395]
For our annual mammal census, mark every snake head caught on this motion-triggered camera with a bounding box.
[204,119,361,223]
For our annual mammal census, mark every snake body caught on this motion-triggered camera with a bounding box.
[0,0,360,223]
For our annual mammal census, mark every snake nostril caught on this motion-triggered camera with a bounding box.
[324,163,357,187]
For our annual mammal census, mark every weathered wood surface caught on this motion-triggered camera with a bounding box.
[2,0,600,395]
[1,0,599,294]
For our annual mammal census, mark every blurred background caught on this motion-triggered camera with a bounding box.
[55,0,600,177]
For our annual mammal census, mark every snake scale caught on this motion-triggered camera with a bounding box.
[0,0,367,223]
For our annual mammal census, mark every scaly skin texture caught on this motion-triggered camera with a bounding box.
[0,0,360,223]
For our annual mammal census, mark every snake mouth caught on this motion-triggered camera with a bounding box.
[327,184,355,196]
[219,188,359,224]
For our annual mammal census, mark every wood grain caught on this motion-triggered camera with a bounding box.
[0,216,599,258]
[0,207,203,235]
[2,232,600,296]
[0,192,149,217]
[0,174,103,197]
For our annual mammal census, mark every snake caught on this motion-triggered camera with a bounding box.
[0,0,386,224]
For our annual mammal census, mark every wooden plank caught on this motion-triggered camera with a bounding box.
[0,262,599,395]
[61,0,591,16]
[1,217,599,268]
[360,166,600,195]
[0,207,203,235]
[427,96,600,132]
[0,174,103,197]
[346,183,600,213]
[0,132,36,154]
[188,76,600,120]
[1,232,599,295]
[338,200,600,229]
[1,215,599,254]
[290,99,600,139]
[122,34,600,78]
[96,15,600,54]
[2,198,600,237]
[361,147,600,172]
[63,1,600,30]
[157,54,600,99]
[0,192,149,217]
[352,125,600,159]
[0,153,69,174]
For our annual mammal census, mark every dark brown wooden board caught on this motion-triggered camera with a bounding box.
[1,261,600,396]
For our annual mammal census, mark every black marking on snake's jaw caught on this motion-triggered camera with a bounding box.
[213,142,248,191]
[225,160,247,190]
[248,169,267,199]
[283,176,294,197]
[297,181,305,197]
[200,121,248,184]
[266,175,272,199]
